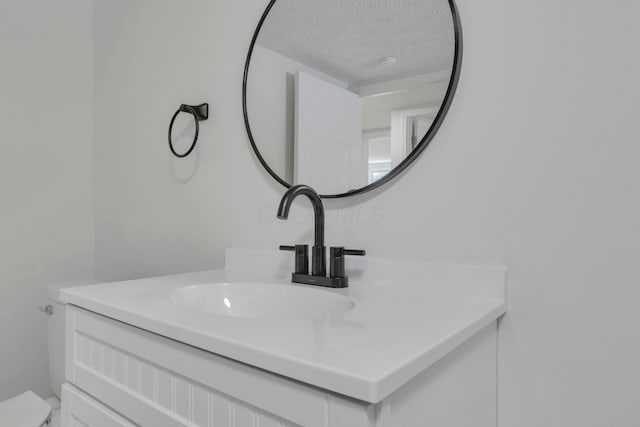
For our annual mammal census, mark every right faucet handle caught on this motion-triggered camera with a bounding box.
[330,247,366,279]
[343,249,366,256]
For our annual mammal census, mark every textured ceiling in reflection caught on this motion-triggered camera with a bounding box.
[257,0,455,87]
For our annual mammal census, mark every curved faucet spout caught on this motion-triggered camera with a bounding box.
[277,185,325,247]
[277,185,326,276]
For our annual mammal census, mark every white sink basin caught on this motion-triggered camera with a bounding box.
[170,282,354,320]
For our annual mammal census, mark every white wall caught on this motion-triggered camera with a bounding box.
[0,0,94,400]
[93,0,640,425]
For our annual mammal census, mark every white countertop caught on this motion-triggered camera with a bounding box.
[61,248,507,403]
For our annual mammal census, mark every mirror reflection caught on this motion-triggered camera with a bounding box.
[245,0,458,196]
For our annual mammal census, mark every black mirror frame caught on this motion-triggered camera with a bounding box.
[243,0,463,199]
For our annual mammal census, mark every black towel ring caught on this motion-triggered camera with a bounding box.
[168,103,209,158]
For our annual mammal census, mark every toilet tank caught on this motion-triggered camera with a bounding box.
[47,280,99,399]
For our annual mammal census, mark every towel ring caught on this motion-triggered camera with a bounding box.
[168,103,209,158]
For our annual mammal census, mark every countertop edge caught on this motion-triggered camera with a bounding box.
[61,291,506,403]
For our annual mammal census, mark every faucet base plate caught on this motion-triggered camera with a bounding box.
[291,273,348,288]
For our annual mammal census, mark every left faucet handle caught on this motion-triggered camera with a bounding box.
[279,244,309,275]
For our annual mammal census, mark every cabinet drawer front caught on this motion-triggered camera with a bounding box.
[62,384,135,427]
[66,306,330,427]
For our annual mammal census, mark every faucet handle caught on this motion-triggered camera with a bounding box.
[343,249,366,256]
[279,244,309,275]
[330,247,365,279]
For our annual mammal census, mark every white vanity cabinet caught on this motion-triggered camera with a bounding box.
[64,305,499,427]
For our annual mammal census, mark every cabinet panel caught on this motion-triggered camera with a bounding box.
[70,334,301,426]
[62,384,135,427]
[375,324,497,427]
[66,306,331,426]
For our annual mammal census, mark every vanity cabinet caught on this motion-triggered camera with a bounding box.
[64,305,498,427]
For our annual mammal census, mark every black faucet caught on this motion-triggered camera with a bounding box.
[277,184,327,276]
[278,185,365,288]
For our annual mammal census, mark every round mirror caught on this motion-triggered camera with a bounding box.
[243,0,462,198]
